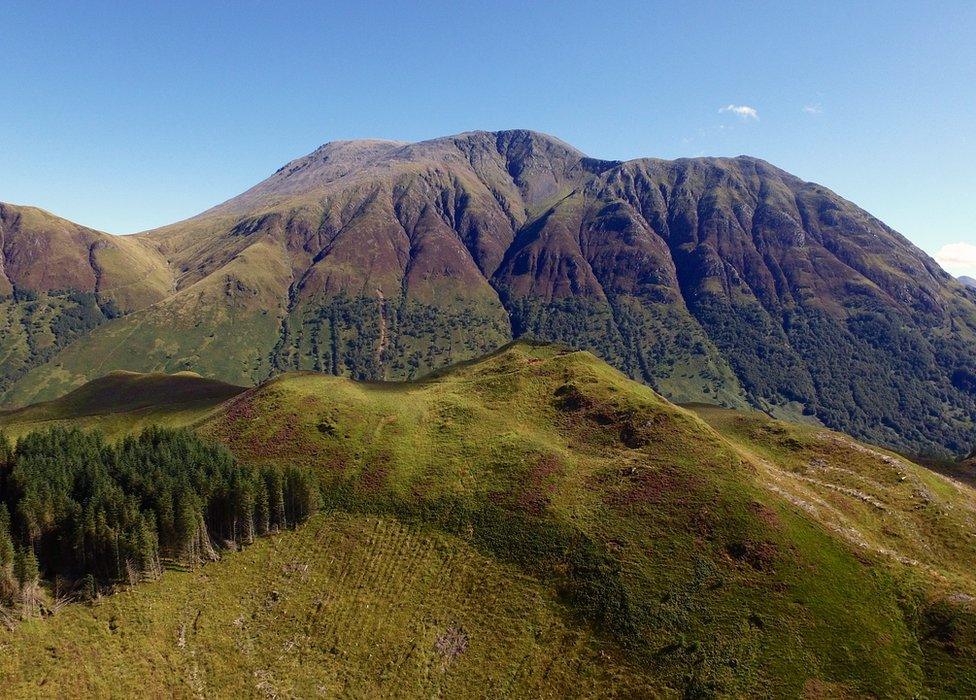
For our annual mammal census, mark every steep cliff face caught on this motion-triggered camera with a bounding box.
[3,130,975,455]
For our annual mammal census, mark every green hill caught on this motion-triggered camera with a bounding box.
[0,370,244,440]
[2,343,976,696]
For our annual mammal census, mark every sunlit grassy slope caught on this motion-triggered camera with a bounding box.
[3,342,976,696]
[1,513,653,697]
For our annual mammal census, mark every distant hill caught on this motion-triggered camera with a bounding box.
[1,343,975,695]
[0,203,172,308]
[959,275,976,288]
[0,370,243,439]
[4,130,976,456]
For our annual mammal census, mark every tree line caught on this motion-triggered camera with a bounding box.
[0,426,318,604]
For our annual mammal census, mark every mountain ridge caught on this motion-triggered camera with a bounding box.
[3,129,975,456]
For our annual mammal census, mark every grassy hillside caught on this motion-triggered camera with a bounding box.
[687,404,976,592]
[0,370,243,440]
[2,343,976,695]
[0,290,125,402]
[0,203,173,309]
[686,403,976,693]
[1,237,289,408]
[0,513,652,697]
[0,204,176,403]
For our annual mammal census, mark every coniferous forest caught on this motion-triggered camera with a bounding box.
[0,426,319,606]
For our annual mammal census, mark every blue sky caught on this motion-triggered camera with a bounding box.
[1,2,974,272]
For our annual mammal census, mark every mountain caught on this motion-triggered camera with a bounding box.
[959,275,976,289]
[0,203,175,395]
[2,344,976,696]
[0,203,172,306]
[4,130,976,456]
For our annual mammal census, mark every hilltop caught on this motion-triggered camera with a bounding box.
[4,130,976,457]
[0,203,172,307]
[0,370,243,440]
[2,343,976,696]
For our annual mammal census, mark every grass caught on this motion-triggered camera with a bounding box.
[197,342,976,694]
[3,342,976,695]
[687,404,976,591]
[0,513,653,697]
[0,371,243,440]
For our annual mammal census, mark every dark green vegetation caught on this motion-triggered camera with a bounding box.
[4,131,976,456]
[0,427,317,602]
[271,292,510,380]
[2,343,975,696]
[0,290,119,392]
[0,370,244,441]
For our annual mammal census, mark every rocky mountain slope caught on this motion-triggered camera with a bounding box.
[3,130,976,456]
[2,344,976,696]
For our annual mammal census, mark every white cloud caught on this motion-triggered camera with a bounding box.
[934,242,976,276]
[803,103,823,114]
[719,104,759,120]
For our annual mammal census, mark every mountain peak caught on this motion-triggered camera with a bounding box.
[206,129,589,214]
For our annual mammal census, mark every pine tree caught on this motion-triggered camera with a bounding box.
[254,480,270,536]
[14,547,39,590]
[0,425,317,590]
[12,546,41,617]
[0,505,13,572]
[264,468,286,531]
[0,431,12,475]
[232,477,256,545]
[135,513,161,580]
[174,492,200,565]
[0,504,15,603]
[284,466,320,524]
[80,573,98,601]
